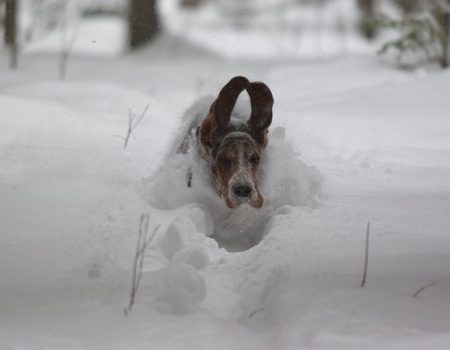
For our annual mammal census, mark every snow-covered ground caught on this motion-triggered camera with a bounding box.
[2,13,450,350]
[160,0,374,59]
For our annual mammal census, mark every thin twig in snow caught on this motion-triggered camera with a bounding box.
[124,213,159,316]
[60,1,80,80]
[413,282,438,298]
[125,214,146,315]
[249,307,264,318]
[117,103,150,149]
[135,224,160,292]
[360,222,371,288]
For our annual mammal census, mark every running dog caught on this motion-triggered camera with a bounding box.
[196,76,274,209]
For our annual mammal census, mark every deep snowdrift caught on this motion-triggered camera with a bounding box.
[1,35,450,349]
[137,95,323,314]
[141,94,322,246]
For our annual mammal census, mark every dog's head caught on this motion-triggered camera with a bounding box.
[198,76,274,209]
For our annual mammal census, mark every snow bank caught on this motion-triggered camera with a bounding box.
[138,95,322,313]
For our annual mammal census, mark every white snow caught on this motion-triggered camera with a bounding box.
[1,10,450,350]
[159,0,377,59]
[24,16,127,57]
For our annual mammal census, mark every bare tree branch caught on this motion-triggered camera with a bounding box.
[249,307,264,318]
[124,213,160,316]
[132,103,150,130]
[360,222,371,288]
[125,213,147,315]
[60,1,80,80]
[121,103,150,149]
[413,282,438,298]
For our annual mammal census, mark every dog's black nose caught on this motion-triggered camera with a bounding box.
[233,184,253,198]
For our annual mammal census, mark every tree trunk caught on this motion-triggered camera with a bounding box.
[357,0,377,39]
[4,0,18,68]
[129,0,159,49]
[439,12,449,68]
[396,0,420,14]
[180,0,204,9]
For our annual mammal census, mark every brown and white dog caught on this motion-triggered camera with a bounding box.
[196,76,274,209]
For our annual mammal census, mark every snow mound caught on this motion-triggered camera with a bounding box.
[140,96,322,251]
[136,97,322,313]
[141,263,206,314]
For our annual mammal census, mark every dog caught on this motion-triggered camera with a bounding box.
[195,76,274,209]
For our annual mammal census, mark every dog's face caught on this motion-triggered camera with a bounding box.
[213,132,263,208]
[198,76,273,209]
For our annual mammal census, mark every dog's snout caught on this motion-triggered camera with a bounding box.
[233,184,253,198]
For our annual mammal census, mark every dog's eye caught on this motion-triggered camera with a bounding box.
[218,155,232,164]
[249,154,260,165]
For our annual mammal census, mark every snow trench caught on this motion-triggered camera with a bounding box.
[137,97,323,315]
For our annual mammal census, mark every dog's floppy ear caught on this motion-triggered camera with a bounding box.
[246,82,274,146]
[211,76,249,134]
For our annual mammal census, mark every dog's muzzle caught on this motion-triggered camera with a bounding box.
[232,183,253,198]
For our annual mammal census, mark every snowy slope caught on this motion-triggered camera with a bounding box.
[1,30,450,350]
